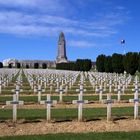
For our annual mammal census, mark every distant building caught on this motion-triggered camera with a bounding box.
[3,58,18,67]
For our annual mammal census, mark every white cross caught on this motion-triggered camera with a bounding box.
[40,94,57,122]
[12,85,23,101]
[129,84,140,119]
[96,85,104,102]
[0,80,2,94]
[102,94,115,122]
[6,94,24,123]
[48,80,54,94]
[72,94,88,122]
[108,80,112,93]
[114,85,123,102]
[55,85,65,103]
[76,84,86,95]
[36,85,45,102]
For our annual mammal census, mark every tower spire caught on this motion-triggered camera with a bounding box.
[56,32,68,63]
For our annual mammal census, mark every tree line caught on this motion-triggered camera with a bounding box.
[96,52,140,75]
[56,59,92,71]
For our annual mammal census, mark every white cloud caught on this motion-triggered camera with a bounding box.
[0,10,125,37]
[0,0,130,43]
[68,40,96,48]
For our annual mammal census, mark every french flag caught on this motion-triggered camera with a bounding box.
[121,39,125,44]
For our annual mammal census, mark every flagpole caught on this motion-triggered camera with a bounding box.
[121,39,126,55]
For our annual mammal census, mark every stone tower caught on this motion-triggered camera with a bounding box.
[56,32,68,63]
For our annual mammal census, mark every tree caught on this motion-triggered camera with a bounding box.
[34,63,39,69]
[0,62,3,68]
[96,54,106,72]
[104,56,113,73]
[42,63,47,69]
[75,59,92,71]
[123,52,139,75]
[16,63,21,69]
[112,53,124,73]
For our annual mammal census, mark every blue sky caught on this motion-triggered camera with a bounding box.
[0,0,139,62]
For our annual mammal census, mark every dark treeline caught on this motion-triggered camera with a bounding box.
[96,52,140,75]
[56,59,92,71]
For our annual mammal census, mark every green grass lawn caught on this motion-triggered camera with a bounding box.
[0,107,133,121]
[1,131,140,140]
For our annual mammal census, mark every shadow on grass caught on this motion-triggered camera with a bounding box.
[55,119,73,123]
[85,118,101,122]
[22,119,42,124]
[113,116,129,121]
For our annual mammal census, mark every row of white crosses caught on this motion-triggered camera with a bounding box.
[24,69,79,95]
[0,69,19,94]
[5,71,140,123]
[129,76,140,119]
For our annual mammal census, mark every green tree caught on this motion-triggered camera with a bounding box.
[112,53,124,73]
[96,54,106,72]
[123,52,139,75]
[104,56,113,73]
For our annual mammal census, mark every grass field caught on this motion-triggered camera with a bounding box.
[0,107,134,121]
[0,131,140,140]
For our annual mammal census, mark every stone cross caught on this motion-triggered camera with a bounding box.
[40,94,57,122]
[55,85,65,103]
[6,94,24,123]
[102,94,115,122]
[0,80,2,94]
[12,85,23,101]
[76,84,86,95]
[96,85,104,102]
[129,84,140,119]
[37,85,45,102]
[72,94,88,122]
[114,85,123,102]
[108,80,112,93]
[48,80,54,94]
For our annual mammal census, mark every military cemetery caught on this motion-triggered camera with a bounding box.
[0,0,140,140]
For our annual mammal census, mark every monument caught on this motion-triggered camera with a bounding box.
[56,32,68,63]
